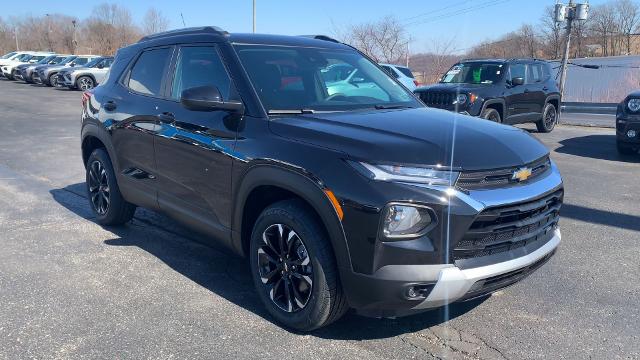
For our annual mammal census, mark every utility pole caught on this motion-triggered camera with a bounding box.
[72,20,78,55]
[252,0,256,33]
[14,25,19,51]
[556,1,590,100]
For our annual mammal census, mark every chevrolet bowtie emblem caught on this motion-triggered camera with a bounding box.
[512,167,533,182]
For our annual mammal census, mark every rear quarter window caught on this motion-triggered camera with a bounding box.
[396,66,415,78]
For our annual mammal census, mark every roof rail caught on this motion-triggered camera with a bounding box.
[299,35,341,43]
[139,26,228,43]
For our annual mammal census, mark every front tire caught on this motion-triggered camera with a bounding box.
[76,76,95,91]
[480,108,501,123]
[536,103,558,133]
[86,148,136,225]
[249,199,348,331]
[48,73,58,87]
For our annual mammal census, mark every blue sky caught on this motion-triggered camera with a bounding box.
[3,0,610,53]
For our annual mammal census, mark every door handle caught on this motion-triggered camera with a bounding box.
[103,100,117,111]
[157,112,175,124]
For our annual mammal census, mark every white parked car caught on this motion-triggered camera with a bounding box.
[56,56,114,90]
[0,52,36,75]
[380,63,419,91]
[1,52,53,80]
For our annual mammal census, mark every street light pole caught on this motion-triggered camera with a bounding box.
[15,25,19,51]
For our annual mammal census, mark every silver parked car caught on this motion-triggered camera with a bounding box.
[56,56,114,90]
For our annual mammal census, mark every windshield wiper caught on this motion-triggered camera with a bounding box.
[374,104,412,110]
[268,109,316,115]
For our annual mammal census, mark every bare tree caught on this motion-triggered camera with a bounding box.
[82,3,140,55]
[338,16,408,63]
[518,24,538,58]
[540,6,563,59]
[590,4,618,56]
[142,8,169,35]
[615,0,639,55]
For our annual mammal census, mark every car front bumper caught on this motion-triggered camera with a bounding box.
[339,161,563,318]
[616,114,640,145]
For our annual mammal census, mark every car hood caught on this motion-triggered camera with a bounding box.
[268,107,548,171]
[37,64,67,72]
[415,83,490,93]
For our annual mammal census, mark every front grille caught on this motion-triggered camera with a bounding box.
[457,156,551,190]
[418,91,455,109]
[459,250,555,302]
[453,189,563,260]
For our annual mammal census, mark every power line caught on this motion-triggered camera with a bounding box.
[401,0,475,23]
[404,0,514,27]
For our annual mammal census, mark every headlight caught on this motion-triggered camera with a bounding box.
[357,162,459,186]
[628,98,640,112]
[454,94,468,105]
[382,204,435,238]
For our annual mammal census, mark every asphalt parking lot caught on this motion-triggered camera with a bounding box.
[0,79,639,360]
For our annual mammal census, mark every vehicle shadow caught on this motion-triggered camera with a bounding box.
[554,134,640,163]
[561,203,640,232]
[49,183,485,339]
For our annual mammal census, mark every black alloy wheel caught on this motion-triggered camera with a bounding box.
[88,159,110,215]
[481,108,502,123]
[537,103,558,133]
[257,223,313,313]
[85,148,136,225]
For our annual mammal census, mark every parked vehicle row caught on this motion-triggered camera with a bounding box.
[0,50,110,90]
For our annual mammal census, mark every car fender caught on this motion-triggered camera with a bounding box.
[231,163,353,272]
[545,94,561,108]
[81,122,120,171]
[480,98,506,115]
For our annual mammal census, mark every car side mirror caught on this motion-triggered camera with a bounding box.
[97,63,104,69]
[180,86,244,113]
[69,63,76,67]
[511,77,524,86]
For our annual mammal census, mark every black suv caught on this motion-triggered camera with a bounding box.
[616,91,640,155]
[414,59,561,132]
[81,27,564,331]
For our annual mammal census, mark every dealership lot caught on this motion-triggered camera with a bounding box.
[0,80,638,359]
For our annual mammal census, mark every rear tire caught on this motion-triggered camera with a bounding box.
[617,141,637,155]
[536,103,558,133]
[249,199,348,331]
[86,148,136,225]
[480,108,501,123]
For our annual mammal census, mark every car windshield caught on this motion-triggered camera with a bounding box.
[36,55,56,64]
[440,62,505,85]
[1,51,17,59]
[17,54,33,61]
[234,44,420,112]
[61,56,77,64]
[85,58,102,68]
[51,56,66,64]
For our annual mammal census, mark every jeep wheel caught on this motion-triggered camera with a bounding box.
[481,108,501,123]
[249,199,348,331]
[616,141,637,155]
[536,103,558,133]
[77,76,95,91]
[48,73,58,87]
[86,148,136,225]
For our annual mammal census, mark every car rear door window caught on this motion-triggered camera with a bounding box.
[127,47,172,96]
[170,46,233,100]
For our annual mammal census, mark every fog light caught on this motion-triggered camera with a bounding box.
[405,284,435,299]
[382,204,433,238]
[628,130,637,138]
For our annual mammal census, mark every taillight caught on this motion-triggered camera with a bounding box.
[82,91,92,106]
